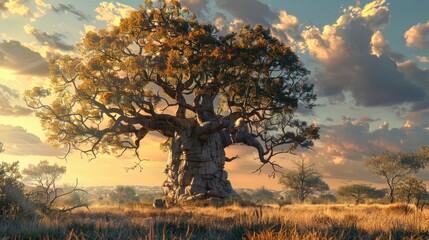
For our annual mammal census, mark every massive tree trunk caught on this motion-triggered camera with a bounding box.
[162,128,240,204]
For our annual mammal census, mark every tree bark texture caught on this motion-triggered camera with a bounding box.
[162,128,240,204]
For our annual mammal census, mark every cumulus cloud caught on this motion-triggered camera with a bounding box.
[95,2,135,29]
[52,3,90,21]
[273,10,299,32]
[370,31,387,57]
[216,0,276,27]
[0,124,65,156]
[23,24,74,51]
[397,60,429,111]
[0,84,32,116]
[301,0,424,106]
[35,0,51,9]
[213,12,227,33]
[2,0,31,16]
[404,21,429,50]
[271,10,301,45]
[360,29,405,62]
[228,18,245,33]
[359,0,390,28]
[0,40,48,76]
[32,0,52,19]
[364,22,429,113]
[0,0,52,20]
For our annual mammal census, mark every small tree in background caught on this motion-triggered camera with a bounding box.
[236,190,252,201]
[0,161,35,218]
[109,186,140,205]
[365,149,428,203]
[336,184,384,205]
[310,193,337,204]
[0,142,34,218]
[23,160,87,214]
[251,187,274,203]
[396,176,428,206]
[278,160,329,203]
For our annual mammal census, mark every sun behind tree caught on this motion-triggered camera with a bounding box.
[25,0,319,204]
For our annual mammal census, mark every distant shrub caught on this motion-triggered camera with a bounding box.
[237,191,252,201]
[0,161,35,219]
[109,186,139,205]
[309,193,337,204]
[251,187,274,203]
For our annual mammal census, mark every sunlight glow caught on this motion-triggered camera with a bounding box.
[0,68,17,79]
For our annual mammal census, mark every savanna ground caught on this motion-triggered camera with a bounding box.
[1,202,429,240]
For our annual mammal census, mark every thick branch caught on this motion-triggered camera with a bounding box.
[195,112,242,138]
[233,118,268,163]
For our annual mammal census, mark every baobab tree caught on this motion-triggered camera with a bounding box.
[25,1,319,204]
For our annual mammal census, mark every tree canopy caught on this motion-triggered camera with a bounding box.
[24,1,318,172]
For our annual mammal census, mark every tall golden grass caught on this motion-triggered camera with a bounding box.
[1,203,428,239]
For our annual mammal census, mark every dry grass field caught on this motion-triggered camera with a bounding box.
[1,203,429,239]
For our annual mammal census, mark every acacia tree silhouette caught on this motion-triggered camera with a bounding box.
[279,160,329,203]
[23,160,88,213]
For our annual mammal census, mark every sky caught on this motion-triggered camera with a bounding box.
[1,0,429,190]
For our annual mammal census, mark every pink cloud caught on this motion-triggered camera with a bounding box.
[405,21,429,50]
